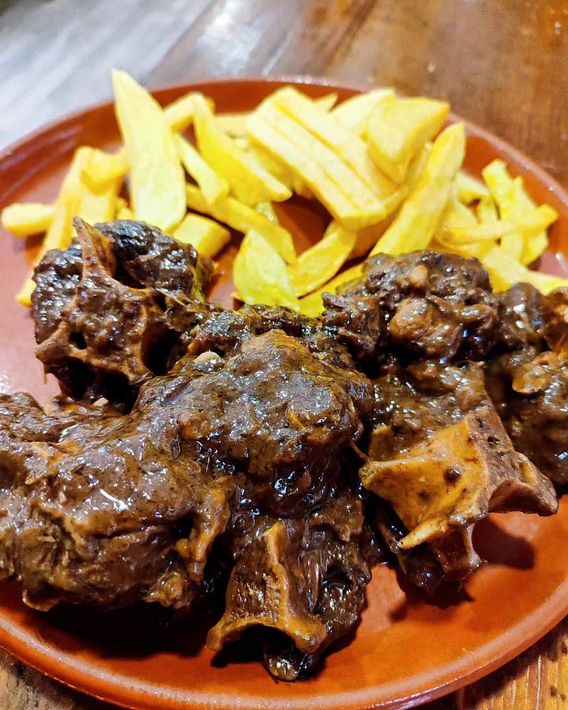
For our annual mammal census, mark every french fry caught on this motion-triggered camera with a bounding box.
[371,123,466,255]
[115,197,135,220]
[193,95,291,205]
[1,203,54,237]
[173,213,230,258]
[366,95,449,183]
[482,245,568,294]
[289,222,357,296]
[216,94,337,138]
[256,202,279,223]
[80,149,129,190]
[233,230,300,311]
[248,103,387,228]
[16,146,122,305]
[270,87,404,215]
[299,263,364,317]
[456,171,489,204]
[477,194,499,224]
[164,91,214,132]
[482,160,556,265]
[176,134,229,205]
[186,184,296,263]
[332,88,395,135]
[112,69,186,232]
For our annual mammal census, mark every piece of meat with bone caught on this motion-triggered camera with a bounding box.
[486,285,568,485]
[360,360,557,581]
[32,219,214,408]
[323,251,500,366]
[208,492,373,681]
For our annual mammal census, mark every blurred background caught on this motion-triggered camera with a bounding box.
[1,0,567,184]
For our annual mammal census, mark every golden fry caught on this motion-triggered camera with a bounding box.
[80,149,129,190]
[1,203,54,237]
[186,184,296,263]
[233,230,299,311]
[193,95,291,205]
[270,87,403,214]
[176,134,229,205]
[115,197,134,220]
[173,213,230,258]
[299,263,364,317]
[371,123,466,255]
[112,69,186,232]
[332,88,395,135]
[164,91,214,132]
[456,171,489,204]
[366,95,449,183]
[482,246,568,294]
[289,222,356,297]
[248,104,387,228]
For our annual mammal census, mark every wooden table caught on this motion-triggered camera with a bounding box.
[0,0,567,707]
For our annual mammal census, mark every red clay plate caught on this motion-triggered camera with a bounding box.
[0,78,567,710]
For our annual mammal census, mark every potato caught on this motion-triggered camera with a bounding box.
[332,88,395,135]
[482,245,568,294]
[186,184,296,263]
[16,146,121,306]
[366,95,449,183]
[176,134,229,205]
[1,203,54,237]
[270,87,403,214]
[371,123,466,255]
[233,230,299,311]
[173,213,230,258]
[289,221,356,296]
[477,195,499,224]
[193,95,291,206]
[112,69,186,232]
[299,263,364,317]
[164,91,214,132]
[456,171,489,204]
[115,197,134,220]
[482,160,556,265]
[80,149,129,190]
[248,103,387,229]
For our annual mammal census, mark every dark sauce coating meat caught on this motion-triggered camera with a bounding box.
[323,251,500,366]
[2,222,566,680]
[33,219,214,408]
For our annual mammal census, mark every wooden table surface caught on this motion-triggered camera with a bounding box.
[0,0,567,708]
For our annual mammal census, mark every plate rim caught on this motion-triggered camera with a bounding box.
[0,75,567,710]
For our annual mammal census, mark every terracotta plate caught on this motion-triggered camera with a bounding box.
[0,78,567,710]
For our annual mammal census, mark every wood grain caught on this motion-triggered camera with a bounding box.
[0,0,567,708]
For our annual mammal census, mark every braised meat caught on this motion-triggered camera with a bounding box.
[32,219,214,408]
[2,221,566,681]
[323,251,500,365]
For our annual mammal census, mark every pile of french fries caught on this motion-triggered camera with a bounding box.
[2,70,566,313]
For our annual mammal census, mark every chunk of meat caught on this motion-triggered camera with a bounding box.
[33,219,214,407]
[323,251,499,365]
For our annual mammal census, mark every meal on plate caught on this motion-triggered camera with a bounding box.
[0,71,566,681]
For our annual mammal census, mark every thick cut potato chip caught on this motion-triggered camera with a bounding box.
[289,222,357,296]
[270,87,403,214]
[16,146,121,305]
[176,134,229,205]
[164,91,214,132]
[234,230,299,311]
[80,149,129,190]
[248,104,387,228]
[456,171,490,204]
[299,262,364,317]
[482,160,555,265]
[371,123,466,255]
[112,69,186,232]
[186,184,296,264]
[193,95,291,205]
[482,246,568,294]
[1,203,54,237]
[173,213,230,258]
[332,88,394,135]
[366,95,449,184]
[477,194,499,224]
